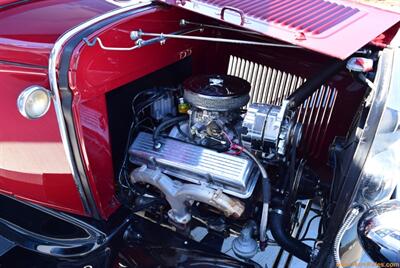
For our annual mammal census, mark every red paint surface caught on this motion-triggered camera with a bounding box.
[0,0,396,219]
[0,0,115,66]
[0,0,117,217]
[0,62,85,215]
[0,0,20,5]
[68,5,206,219]
[163,0,400,59]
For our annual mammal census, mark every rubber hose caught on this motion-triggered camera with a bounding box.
[153,115,188,148]
[270,207,312,262]
[287,59,345,109]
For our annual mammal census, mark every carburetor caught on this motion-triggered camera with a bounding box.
[183,74,250,148]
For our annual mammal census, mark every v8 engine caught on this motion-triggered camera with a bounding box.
[128,74,301,228]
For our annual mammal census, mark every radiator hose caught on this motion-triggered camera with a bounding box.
[270,205,312,262]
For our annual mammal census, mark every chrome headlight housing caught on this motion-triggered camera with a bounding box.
[356,51,400,204]
[17,86,52,119]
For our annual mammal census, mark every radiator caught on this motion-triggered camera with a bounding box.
[227,55,338,158]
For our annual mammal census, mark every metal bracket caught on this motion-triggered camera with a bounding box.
[129,30,300,49]
[83,37,140,51]
[82,21,300,52]
[83,27,203,51]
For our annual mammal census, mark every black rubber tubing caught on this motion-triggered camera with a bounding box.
[153,115,188,147]
[270,205,312,262]
[287,59,346,109]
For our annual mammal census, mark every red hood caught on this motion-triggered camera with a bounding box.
[0,0,21,5]
[0,0,117,67]
[161,0,400,59]
[2,0,399,67]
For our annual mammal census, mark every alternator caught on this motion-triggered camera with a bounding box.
[241,103,302,157]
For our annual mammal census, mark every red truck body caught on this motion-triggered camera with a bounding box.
[1,1,400,267]
[1,0,399,220]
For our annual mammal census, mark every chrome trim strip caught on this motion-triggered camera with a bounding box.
[48,1,152,214]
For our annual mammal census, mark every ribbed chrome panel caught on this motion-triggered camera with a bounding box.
[129,132,258,198]
[227,55,337,158]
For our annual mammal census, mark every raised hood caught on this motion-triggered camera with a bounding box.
[161,0,400,59]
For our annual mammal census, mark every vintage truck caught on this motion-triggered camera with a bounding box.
[0,0,399,267]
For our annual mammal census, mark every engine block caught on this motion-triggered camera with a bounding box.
[129,132,259,198]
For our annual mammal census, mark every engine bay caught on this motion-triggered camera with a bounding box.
[117,71,325,262]
[2,0,400,266]
[81,6,377,265]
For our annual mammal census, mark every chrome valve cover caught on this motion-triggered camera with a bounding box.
[129,132,258,198]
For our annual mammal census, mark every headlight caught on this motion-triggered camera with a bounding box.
[359,121,400,203]
[357,59,400,204]
[17,86,51,119]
